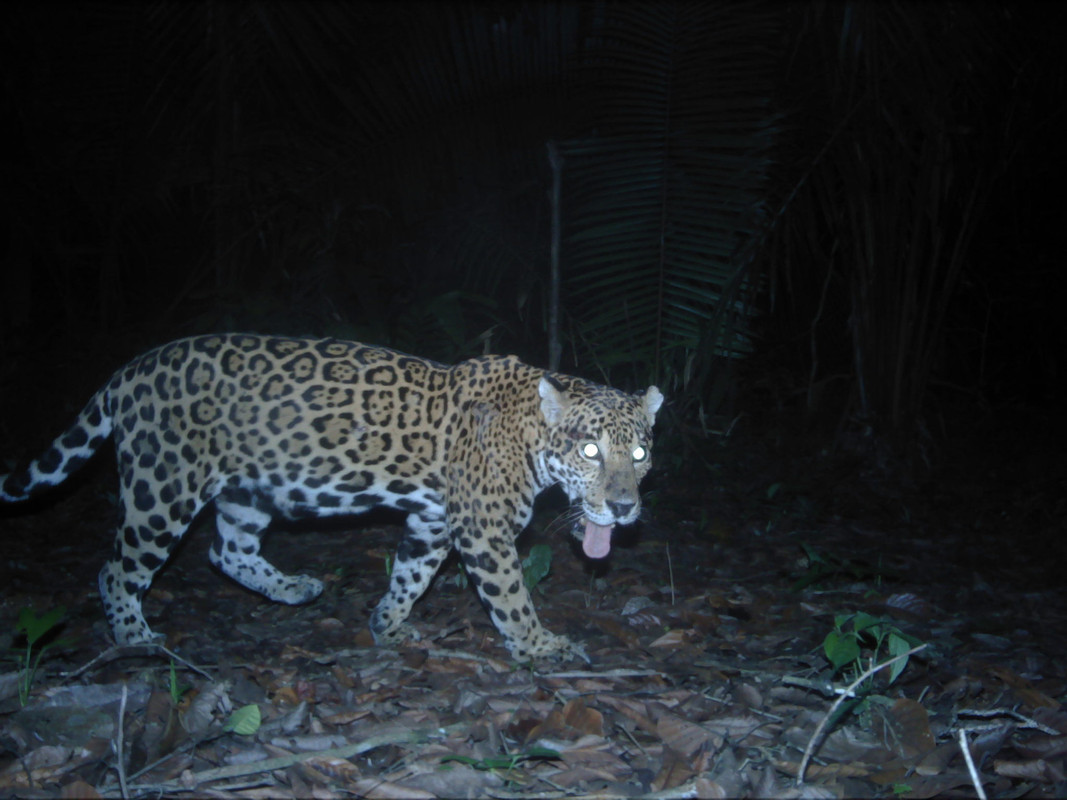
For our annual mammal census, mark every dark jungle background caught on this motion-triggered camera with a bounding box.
[1,0,1064,511]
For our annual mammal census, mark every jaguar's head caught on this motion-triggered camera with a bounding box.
[538,375,663,559]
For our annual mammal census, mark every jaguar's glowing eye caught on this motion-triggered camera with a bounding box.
[581,442,600,459]
[632,446,648,462]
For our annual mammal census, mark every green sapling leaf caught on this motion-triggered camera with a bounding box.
[223,704,261,735]
[824,629,861,671]
[16,606,66,646]
[886,632,912,684]
[851,611,881,634]
[522,544,553,591]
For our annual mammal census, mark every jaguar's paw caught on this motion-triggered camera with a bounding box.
[508,632,589,664]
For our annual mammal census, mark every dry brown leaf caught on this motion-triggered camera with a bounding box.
[558,743,629,775]
[651,746,696,792]
[775,758,875,779]
[271,686,299,706]
[689,776,729,798]
[421,656,480,676]
[652,709,723,764]
[562,698,605,736]
[353,627,376,647]
[572,677,619,692]
[524,708,566,743]
[596,695,658,735]
[351,688,402,705]
[60,779,103,799]
[0,745,86,789]
[280,644,326,662]
[648,628,692,648]
[302,755,363,782]
[987,665,1060,709]
[590,614,643,647]
[401,765,504,797]
[995,757,1066,783]
[353,778,436,799]
[880,698,936,759]
[676,608,721,632]
[915,743,957,776]
[884,591,933,618]
[1013,732,1067,760]
[702,713,776,744]
[321,709,373,726]
[548,765,627,788]
[873,769,984,799]
[232,787,306,799]
[330,665,356,689]
[180,681,232,736]
[1032,707,1067,735]
[653,689,695,707]
[735,682,763,708]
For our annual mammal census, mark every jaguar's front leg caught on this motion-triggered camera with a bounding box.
[454,525,585,662]
[370,512,450,645]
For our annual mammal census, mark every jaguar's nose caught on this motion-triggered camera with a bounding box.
[606,500,635,520]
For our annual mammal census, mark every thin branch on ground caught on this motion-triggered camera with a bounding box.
[101,724,465,796]
[61,642,213,684]
[796,643,928,786]
[958,728,988,800]
[115,682,129,800]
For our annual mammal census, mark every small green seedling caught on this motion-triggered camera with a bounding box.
[168,660,192,706]
[14,605,72,706]
[522,544,553,592]
[222,704,262,735]
[792,543,893,592]
[441,747,561,775]
[824,611,922,688]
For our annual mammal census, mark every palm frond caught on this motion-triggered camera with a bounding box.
[560,1,780,393]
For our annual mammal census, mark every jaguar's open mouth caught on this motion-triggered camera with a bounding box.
[577,517,614,559]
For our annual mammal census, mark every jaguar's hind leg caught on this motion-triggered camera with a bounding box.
[98,491,203,645]
[210,494,323,604]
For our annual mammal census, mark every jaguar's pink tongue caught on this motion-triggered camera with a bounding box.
[582,520,614,559]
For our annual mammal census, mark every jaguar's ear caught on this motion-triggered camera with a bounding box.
[643,386,664,425]
[538,375,568,426]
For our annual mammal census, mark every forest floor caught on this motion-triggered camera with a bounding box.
[1,404,1066,799]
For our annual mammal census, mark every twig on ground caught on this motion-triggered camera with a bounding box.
[62,642,213,684]
[103,724,463,796]
[423,648,510,667]
[537,668,668,680]
[115,682,129,800]
[796,643,927,786]
[156,645,214,680]
[958,707,1060,736]
[666,545,675,606]
[781,675,849,697]
[958,728,988,800]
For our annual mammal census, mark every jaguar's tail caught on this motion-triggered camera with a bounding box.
[0,386,113,502]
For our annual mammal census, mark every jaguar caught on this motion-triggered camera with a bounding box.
[1,334,662,660]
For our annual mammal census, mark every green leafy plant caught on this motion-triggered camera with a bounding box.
[791,543,892,593]
[521,544,553,593]
[560,2,779,393]
[823,612,922,689]
[13,605,71,706]
[168,660,192,706]
[441,747,560,774]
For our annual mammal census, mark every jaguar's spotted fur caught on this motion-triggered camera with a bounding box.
[1,334,662,660]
